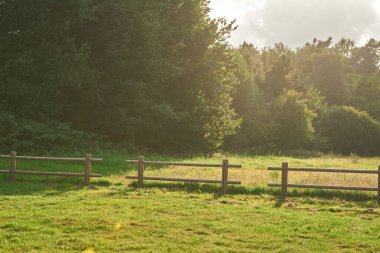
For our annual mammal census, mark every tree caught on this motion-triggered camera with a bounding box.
[349,75,380,121]
[255,43,293,98]
[77,0,242,152]
[224,48,266,152]
[351,39,380,75]
[0,0,241,153]
[289,38,348,105]
[0,0,97,121]
[272,90,316,150]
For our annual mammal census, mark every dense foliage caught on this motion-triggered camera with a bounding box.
[0,1,379,155]
[318,106,380,155]
[227,38,380,155]
[0,0,239,153]
[0,112,100,154]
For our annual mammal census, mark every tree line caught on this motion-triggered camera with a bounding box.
[0,0,379,155]
[228,38,380,155]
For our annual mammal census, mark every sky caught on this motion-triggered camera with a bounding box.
[209,0,380,48]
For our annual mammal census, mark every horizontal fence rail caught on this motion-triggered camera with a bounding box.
[268,167,378,174]
[0,152,103,186]
[126,156,242,195]
[268,162,380,204]
[0,170,102,177]
[14,156,103,162]
[125,160,242,168]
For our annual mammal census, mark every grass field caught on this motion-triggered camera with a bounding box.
[0,152,379,252]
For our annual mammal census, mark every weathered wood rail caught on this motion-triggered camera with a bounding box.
[126,156,242,195]
[268,162,380,203]
[0,152,103,186]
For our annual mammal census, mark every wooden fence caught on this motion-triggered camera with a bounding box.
[125,156,242,194]
[0,151,103,186]
[268,162,380,203]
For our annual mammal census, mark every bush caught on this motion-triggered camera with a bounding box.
[0,112,103,154]
[318,106,380,155]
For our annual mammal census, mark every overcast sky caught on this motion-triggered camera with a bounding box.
[209,0,380,48]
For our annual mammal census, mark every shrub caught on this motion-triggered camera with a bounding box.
[318,106,380,155]
[0,112,103,154]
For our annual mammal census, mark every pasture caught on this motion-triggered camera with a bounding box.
[0,153,379,252]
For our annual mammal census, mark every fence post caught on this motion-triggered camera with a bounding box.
[10,151,16,183]
[222,159,229,195]
[138,156,144,188]
[378,165,380,205]
[84,154,91,186]
[281,162,288,199]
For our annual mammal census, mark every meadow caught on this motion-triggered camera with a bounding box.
[0,152,379,252]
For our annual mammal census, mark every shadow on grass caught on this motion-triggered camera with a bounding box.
[0,181,79,196]
[1,173,377,206]
[127,180,378,204]
[285,189,376,203]
[0,175,107,196]
[274,197,285,207]
[128,181,277,197]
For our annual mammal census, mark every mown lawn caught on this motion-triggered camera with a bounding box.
[0,153,379,252]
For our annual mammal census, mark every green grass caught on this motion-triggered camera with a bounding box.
[0,152,379,252]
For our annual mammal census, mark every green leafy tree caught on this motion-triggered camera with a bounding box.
[72,0,240,152]
[349,76,380,121]
[223,48,262,151]
[272,90,316,150]
[255,43,293,98]
[0,0,241,153]
[0,0,97,120]
[289,37,348,105]
[351,39,380,75]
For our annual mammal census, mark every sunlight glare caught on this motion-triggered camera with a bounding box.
[373,0,380,16]
[115,222,122,229]
[82,247,96,253]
